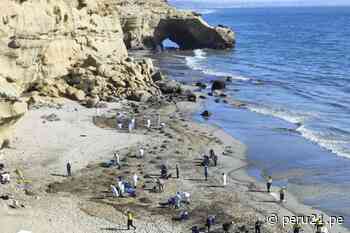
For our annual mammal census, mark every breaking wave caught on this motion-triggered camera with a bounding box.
[185,49,250,81]
[248,104,350,158]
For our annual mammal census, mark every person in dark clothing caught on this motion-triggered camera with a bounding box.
[255,219,263,233]
[279,187,286,202]
[178,210,189,221]
[127,211,136,230]
[293,223,302,233]
[66,162,72,177]
[209,149,215,158]
[160,164,168,178]
[206,218,212,232]
[176,164,180,179]
[315,217,324,233]
[191,226,200,233]
[206,215,215,232]
[213,154,218,166]
[203,155,210,166]
[266,176,272,193]
[204,165,208,181]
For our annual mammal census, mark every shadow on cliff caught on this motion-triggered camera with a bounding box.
[153,17,235,50]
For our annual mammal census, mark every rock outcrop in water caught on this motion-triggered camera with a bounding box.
[117,0,235,49]
[0,0,234,146]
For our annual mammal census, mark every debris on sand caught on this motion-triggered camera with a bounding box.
[41,113,60,122]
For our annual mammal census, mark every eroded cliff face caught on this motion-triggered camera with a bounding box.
[0,0,160,100]
[116,0,235,49]
[0,0,161,146]
[0,0,235,146]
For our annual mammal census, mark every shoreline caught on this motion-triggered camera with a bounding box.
[0,92,348,232]
[145,44,349,231]
[191,97,350,233]
[133,48,350,232]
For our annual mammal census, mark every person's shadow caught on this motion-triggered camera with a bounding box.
[50,173,67,177]
[100,227,129,231]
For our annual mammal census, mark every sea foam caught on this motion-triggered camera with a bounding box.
[297,125,350,159]
[185,49,250,81]
[248,105,309,125]
[248,105,350,158]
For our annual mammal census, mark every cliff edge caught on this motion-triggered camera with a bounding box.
[0,0,235,146]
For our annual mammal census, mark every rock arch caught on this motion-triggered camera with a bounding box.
[153,16,235,50]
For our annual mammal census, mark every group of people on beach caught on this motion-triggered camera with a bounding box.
[115,113,155,133]
[265,176,286,203]
[61,123,329,233]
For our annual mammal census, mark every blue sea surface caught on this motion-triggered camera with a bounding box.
[148,5,350,228]
[189,7,350,159]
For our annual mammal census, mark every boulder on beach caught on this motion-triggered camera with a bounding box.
[201,110,212,118]
[211,80,226,92]
[195,82,207,89]
[85,97,100,108]
[127,90,152,102]
[151,71,165,82]
[157,80,183,94]
[187,93,197,102]
[226,76,234,82]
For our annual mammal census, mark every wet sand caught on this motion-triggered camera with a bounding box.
[0,97,348,233]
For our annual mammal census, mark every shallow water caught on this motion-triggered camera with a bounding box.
[179,6,350,159]
[137,48,350,228]
[132,4,350,228]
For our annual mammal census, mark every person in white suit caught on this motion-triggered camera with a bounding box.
[222,173,227,186]
[133,174,138,188]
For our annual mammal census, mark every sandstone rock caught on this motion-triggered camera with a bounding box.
[0,100,27,148]
[127,90,152,102]
[0,0,232,147]
[119,2,235,50]
[157,80,182,94]
[1,139,10,149]
[97,64,115,78]
[66,87,85,101]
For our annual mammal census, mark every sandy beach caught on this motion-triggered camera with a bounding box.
[0,93,348,233]
[1,0,347,232]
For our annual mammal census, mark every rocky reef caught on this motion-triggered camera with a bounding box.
[0,0,234,146]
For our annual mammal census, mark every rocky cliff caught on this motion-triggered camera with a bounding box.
[0,0,235,146]
[116,0,235,49]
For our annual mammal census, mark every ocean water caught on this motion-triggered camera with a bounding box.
[144,5,350,228]
[189,7,350,159]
